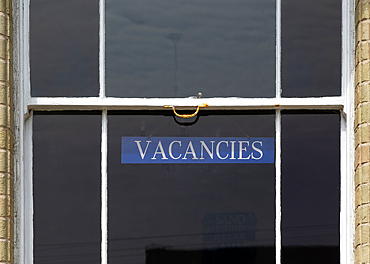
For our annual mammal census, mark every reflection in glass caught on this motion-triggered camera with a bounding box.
[106,0,276,98]
[108,111,275,263]
[33,113,101,264]
[282,0,341,97]
[281,112,340,263]
[30,1,99,97]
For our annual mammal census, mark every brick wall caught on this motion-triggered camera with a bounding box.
[356,0,370,263]
[0,0,13,263]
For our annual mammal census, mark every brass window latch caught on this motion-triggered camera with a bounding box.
[164,92,209,118]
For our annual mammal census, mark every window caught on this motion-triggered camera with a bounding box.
[14,0,354,263]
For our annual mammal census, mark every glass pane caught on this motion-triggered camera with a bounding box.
[106,0,276,98]
[108,111,275,264]
[281,112,340,263]
[281,0,341,97]
[30,1,99,97]
[33,113,101,264]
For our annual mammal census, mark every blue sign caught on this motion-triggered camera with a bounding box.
[121,137,274,164]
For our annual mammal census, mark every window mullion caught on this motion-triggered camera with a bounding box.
[100,0,106,99]
[101,110,108,264]
[275,110,282,264]
[276,0,281,99]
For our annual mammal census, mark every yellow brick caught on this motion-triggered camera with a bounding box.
[356,225,361,247]
[362,63,370,84]
[357,185,362,207]
[6,219,12,242]
[0,61,11,85]
[364,184,370,205]
[361,144,370,164]
[358,1,370,25]
[356,109,360,130]
[0,38,11,61]
[356,146,361,168]
[357,103,370,125]
[0,240,12,262]
[357,205,370,226]
[357,63,370,87]
[0,15,10,37]
[355,224,370,246]
[0,218,12,241]
[356,64,360,88]
[356,23,362,44]
[1,198,11,220]
[8,176,12,197]
[358,22,370,44]
[358,83,370,106]
[363,244,370,263]
[356,125,370,147]
[356,206,360,227]
[356,167,361,187]
[0,84,11,107]
[363,184,370,204]
[0,151,13,175]
[0,128,13,153]
[9,219,13,242]
[356,246,361,264]
[356,1,362,26]
[0,197,12,218]
[0,152,6,174]
[0,174,13,197]
[358,144,369,165]
[357,83,370,103]
[0,219,8,240]
[360,161,370,184]
[356,127,360,148]
[9,152,12,176]
[358,42,370,65]
[363,42,370,62]
[0,0,12,15]
[0,175,12,196]
[0,105,11,128]
[9,106,13,132]
[0,152,7,174]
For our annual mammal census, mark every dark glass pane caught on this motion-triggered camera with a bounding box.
[33,113,101,264]
[108,111,275,264]
[30,1,99,97]
[106,0,276,98]
[282,0,341,97]
[281,112,340,263]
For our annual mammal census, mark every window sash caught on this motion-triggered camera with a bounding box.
[13,0,355,264]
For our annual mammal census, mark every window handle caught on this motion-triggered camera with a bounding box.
[164,103,209,118]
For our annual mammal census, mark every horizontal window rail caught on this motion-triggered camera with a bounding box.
[25,97,345,113]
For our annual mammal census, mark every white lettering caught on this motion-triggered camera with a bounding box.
[216,141,229,159]
[169,141,182,159]
[238,141,251,159]
[134,141,151,159]
[182,141,198,159]
[230,141,236,159]
[151,141,168,160]
[252,141,263,160]
[200,141,215,159]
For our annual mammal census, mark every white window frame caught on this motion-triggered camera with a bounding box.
[12,0,356,263]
